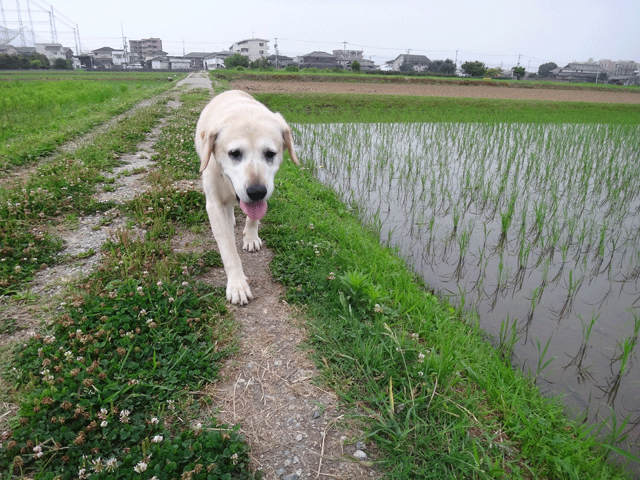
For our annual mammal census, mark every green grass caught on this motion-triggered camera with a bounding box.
[254,92,640,124]
[0,71,182,169]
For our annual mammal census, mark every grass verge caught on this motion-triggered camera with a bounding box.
[261,160,633,478]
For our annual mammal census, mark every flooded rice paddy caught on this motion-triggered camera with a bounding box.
[294,122,640,454]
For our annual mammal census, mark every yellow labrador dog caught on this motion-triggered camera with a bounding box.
[195,90,299,304]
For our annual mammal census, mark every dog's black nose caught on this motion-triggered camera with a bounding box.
[246,184,267,201]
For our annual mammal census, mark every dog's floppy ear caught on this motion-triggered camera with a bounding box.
[199,130,218,173]
[275,113,299,165]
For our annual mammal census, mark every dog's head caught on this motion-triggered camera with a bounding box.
[199,103,298,220]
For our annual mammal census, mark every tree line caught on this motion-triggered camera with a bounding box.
[0,53,73,70]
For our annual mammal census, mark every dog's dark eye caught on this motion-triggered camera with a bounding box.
[229,149,242,161]
[264,150,276,162]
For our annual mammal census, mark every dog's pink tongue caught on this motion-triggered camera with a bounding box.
[240,200,267,221]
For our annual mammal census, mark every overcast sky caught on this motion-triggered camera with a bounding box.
[4,0,639,70]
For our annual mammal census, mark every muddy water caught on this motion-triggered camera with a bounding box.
[295,122,640,464]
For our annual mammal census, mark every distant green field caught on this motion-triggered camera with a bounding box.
[0,71,182,169]
[255,92,640,124]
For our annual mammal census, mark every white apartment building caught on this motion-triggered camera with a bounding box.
[229,38,269,61]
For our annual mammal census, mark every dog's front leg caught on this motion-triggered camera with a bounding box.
[205,200,253,305]
[243,218,262,252]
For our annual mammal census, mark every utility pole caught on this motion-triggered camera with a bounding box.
[343,41,347,68]
[121,21,128,64]
[274,37,279,68]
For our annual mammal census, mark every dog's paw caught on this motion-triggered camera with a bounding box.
[243,234,262,252]
[227,277,253,305]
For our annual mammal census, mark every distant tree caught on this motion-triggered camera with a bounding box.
[461,61,486,77]
[249,57,270,70]
[512,66,526,80]
[224,53,249,69]
[538,62,558,77]
[399,60,414,72]
[428,59,456,75]
[485,67,503,78]
[37,53,50,68]
[53,58,72,70]
[351,60,361,72]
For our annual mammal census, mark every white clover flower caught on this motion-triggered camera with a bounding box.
[134,461,147,473]
[33,445,43,458]
[151,435,163,443]
[101,421,108,428]
[105,457,118,471]
[120,409,131,423]
[150,417,159,425]
[91,457,104,472]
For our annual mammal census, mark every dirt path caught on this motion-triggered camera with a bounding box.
[231,79,640,104]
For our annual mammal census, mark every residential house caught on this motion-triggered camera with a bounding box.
[332,49,376,70]
[204,51,233,70]
[0,45,19,56]
[15,46,37,56]
[296,51,338,69]
[34,43,69,63]
[598,59,639,84]
[267,54,294,68]
[184,52,215,69]
[333,48,362,68]
[91,46,126,69]
[230,38,269,61]
[151,56,170,70]
[554,62,608,82]
[386,54,431,72]
[168,56,191,70]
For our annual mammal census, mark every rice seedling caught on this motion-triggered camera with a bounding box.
[292,117,640,467]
